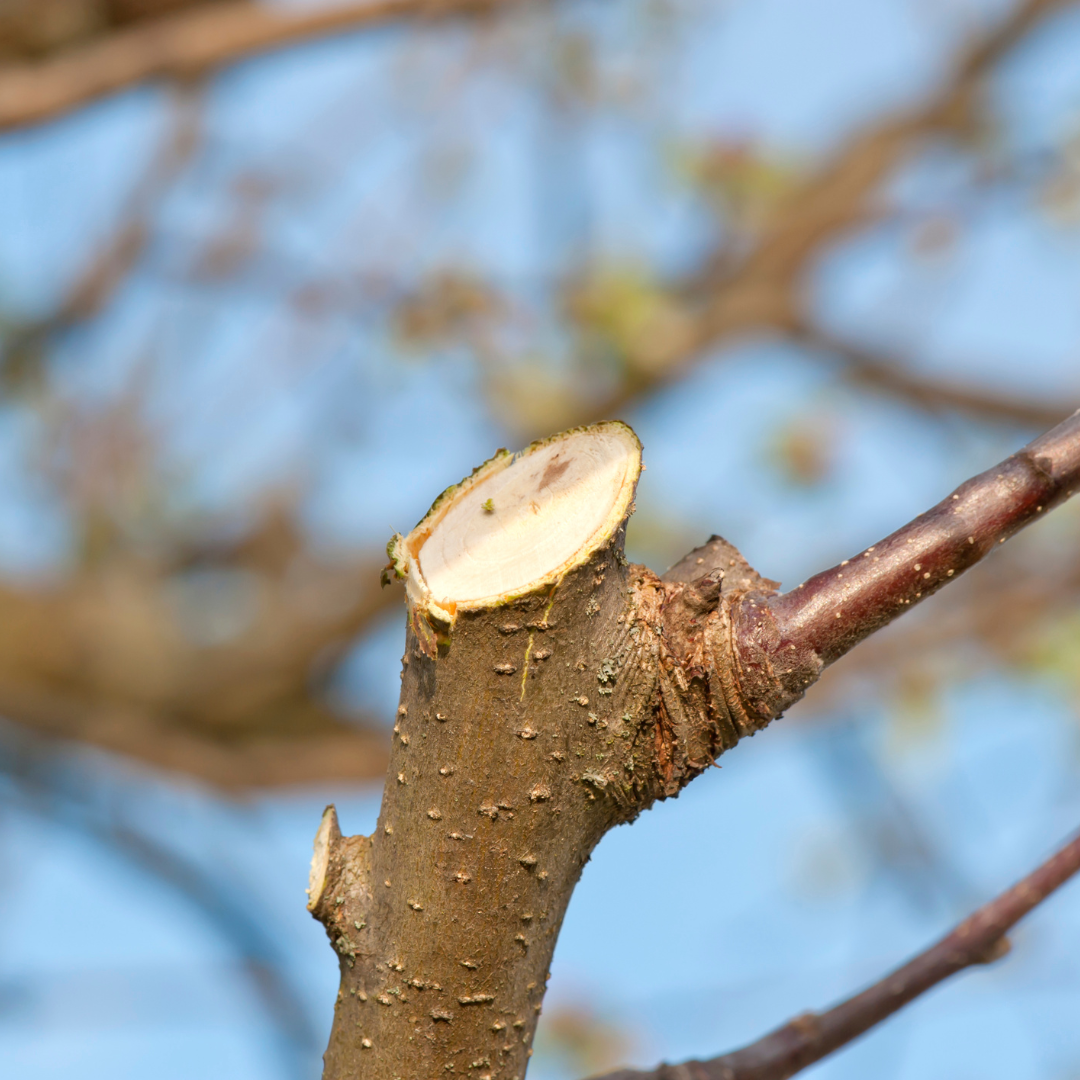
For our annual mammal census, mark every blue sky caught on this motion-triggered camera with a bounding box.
[1,1,1080,1078]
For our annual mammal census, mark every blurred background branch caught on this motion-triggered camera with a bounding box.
[0,0,519,130]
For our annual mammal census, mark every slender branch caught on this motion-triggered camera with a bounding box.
[0,0,514,131]
[589,826,1080,1080]
[795,327,1071,430]
[734,409,1080,720]
[799,528,1080,723]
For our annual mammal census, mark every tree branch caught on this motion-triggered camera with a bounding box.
[794,326,1070,430]
[588,826,1080,1080]
[731,408,1080,723]
[0,0,515,131]
[305,416,1080,1077]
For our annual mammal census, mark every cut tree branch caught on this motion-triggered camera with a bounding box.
[306,413,1080,1078]
[588,826,1080,1080]
[0,0,515,131]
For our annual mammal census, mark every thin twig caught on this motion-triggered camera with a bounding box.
[589,826,1080,1080]
[738,409,1080,720]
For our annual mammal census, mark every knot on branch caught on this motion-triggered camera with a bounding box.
[640,535,787,799]
[307,806,374,962]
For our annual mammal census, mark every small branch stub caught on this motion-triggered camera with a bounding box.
[306,805,338,912]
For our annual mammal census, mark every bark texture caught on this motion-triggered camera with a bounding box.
[307,425,781,1079]
[311,530,779,1079]
[308,410,1080,1080]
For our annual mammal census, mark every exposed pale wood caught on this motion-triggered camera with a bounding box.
[307,804,337,911]
[415,424,641,607]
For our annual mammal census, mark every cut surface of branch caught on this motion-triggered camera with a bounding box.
[398,423,641,612]
[307,805,339,911]
[589,827,1080,1080]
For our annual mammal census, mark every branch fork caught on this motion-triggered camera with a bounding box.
[308,410,1080,1079]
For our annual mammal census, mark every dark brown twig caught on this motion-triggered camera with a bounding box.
[589,826,1080,1080]
[735,409,1080,719]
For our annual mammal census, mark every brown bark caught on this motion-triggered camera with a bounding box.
[309,413,1080,1078]
[306,429,773,1079]
[308,532,775,1078]
[314,536,649,1080]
